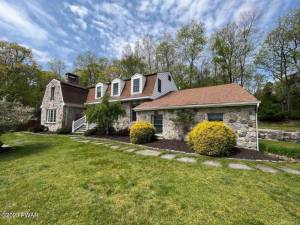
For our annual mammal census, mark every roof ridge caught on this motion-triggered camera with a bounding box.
[60,80,88,90]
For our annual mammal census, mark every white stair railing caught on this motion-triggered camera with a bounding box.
[72,116,86,133]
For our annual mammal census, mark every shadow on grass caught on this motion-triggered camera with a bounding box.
[0,143,52,162]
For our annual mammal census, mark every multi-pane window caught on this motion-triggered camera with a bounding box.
[133,78,140,93]
[96,86,102,98]
[158,78,161,93]
[46,109,57,123]
[113,83,119,96]
[207,113,223,121]
[168,75,171,81]
[50,87,55,100]
[151,114,163,133]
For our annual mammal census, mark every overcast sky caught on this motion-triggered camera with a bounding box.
[0,0,299,70]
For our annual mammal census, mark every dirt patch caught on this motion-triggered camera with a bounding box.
[92,134,283,161]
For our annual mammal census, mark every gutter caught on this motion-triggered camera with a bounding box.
[84,96,152,105]
[134,101,261,112]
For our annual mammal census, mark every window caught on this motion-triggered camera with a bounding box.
[133,78,140,93]
[96,86,102,98]
[151,114,163,133]
[168,75,171,81]
[130,106,137,122]
[46,109,57,123]
[158,78,161,93]
[50,87,55,100]
[113,83,119,96]
[207,113,223,121]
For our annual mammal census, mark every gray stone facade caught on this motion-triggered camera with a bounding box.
[259,129,300,143]
[136,106,258,150]
[113,100,150,131]
[41,80,84,132]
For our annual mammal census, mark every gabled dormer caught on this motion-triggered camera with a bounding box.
[111,78,125,97]
[131,73,146,95]
[95,82,108,99]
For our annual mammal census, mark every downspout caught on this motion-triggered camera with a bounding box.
[256,102,260,151]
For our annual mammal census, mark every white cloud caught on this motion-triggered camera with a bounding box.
[68,4,89,18]
[76,18,87,30]
[0,1,48,41]
[32,48,51,63]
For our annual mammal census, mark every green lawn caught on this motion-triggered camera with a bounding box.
[259,139,300,159]
[259,120,300,132]
[0,132,300,225]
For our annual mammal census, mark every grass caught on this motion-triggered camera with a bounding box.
[0,132,300,225]
[259,139,300,159]
[259,120,300,132]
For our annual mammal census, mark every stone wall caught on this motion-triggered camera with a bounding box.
[41,80,64,132]
[259,129,300,143]
[136,105,258,150]
[113,100,150,131]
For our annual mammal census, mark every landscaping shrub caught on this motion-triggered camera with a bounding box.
[84,128,97,136]
[188,120,237,156]
[56,128,71,134]
[130,120,155,144]
[29,125,47,133]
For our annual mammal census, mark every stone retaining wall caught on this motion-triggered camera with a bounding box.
[259,129,300,143]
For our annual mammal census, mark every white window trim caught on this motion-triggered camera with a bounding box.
[132,78,140,94]
[46,109,57,123]
[95,84,102,99]
[112,82,119,96]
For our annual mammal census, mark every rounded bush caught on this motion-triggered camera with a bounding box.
[188,120,237,156]
[130,120,155,144]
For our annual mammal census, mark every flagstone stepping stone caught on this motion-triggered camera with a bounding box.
[110,146,121,150]
[228,163,254,170]
[202,160,221,167]
[135,149,161,156]
[255,165,278,173]
[176,157,196,163]
[1,144,10,148]
[125,148,138,152]
[77,140,89,143]
[280,167,300,175]
[160,154,176,160]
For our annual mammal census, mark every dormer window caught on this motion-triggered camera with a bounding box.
[113,83,119,96]
[96,86,102,98]
[133,78,140,93]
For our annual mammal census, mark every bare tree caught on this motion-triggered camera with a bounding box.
[48,58,66,77]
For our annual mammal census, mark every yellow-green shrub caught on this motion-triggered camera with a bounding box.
[188,120,237,156]
[130,120,155,144]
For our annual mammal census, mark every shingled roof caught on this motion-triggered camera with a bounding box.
[85,73,157,103]
[60,81,88,105]
[134,83,259,111]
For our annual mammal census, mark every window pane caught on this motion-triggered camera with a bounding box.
[50,87,55,100]
[133,79,140,92]
[158,79,161,93]
[96,86,101,98]
[207,113,223,121]
[113,83,119,95]
[152,114,163,133]
[53,110,56,122]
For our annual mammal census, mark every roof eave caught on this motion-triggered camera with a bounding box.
[134,101,261,111]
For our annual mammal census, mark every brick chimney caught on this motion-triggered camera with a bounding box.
[65,73,79,85]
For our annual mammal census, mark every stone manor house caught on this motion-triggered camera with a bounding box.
[41,72,260,150]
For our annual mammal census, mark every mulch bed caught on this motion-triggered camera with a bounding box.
[92,134,283,161]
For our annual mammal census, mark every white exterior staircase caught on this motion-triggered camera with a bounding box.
[72,116,96,134]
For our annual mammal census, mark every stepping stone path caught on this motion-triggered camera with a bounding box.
[255,165,278,173]
[125,148,137,153]
[203,160,221,167]
[280,167,300,175]
[160,154,176,160]
[1,144,10,148]
[228,163,254,170]
[176,157,196,163]
[135,149,161,156]
[68,136,300,175]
